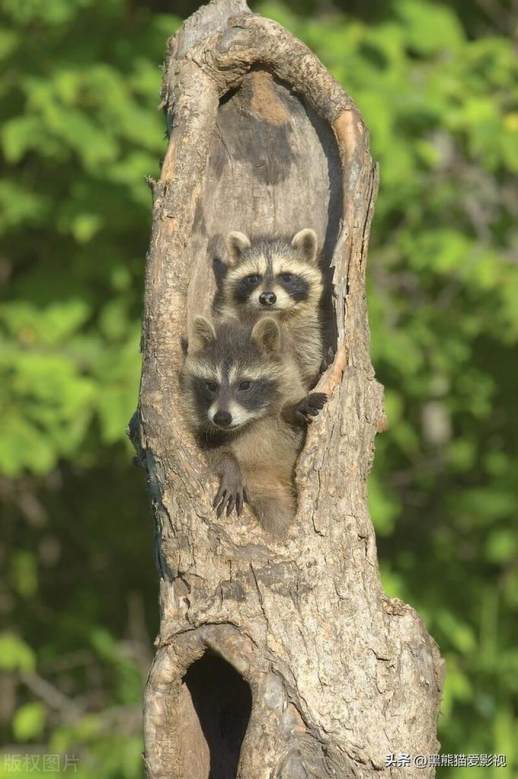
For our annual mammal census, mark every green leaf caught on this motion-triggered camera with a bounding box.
[10,551,38,598]
[486,530,516,563]
[2,117,44,163]
[0,633,35,672]
[396,0,464,54]
[13,702,47,741]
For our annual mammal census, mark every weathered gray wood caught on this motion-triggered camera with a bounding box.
[131,2,444,777]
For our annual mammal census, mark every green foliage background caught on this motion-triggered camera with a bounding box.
[1,0,517,776]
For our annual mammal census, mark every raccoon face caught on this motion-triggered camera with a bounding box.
[183,317,282,433]
[222,229,322,316]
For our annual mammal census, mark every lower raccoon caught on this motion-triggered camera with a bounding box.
[181,315,327,535]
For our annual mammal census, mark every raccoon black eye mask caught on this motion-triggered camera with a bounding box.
[275,272,310,303]
[232,271,310,308]
[233,274,263,303]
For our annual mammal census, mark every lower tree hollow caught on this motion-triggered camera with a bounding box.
[183,653,253,779]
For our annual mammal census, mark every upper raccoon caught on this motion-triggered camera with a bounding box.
[213,229,324,388]
[181,315,327,534]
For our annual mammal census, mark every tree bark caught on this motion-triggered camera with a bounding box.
[131,2,444,777]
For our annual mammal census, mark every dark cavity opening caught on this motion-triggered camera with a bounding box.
[183,652,253,779]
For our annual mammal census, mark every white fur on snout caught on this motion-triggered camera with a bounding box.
[208,400,258,429]
[248,288,263,308]
[250,285,295,311]
[208,402,219,424]
[227,400,261,428]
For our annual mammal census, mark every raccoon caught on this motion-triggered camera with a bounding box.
[181,315,327,534]
[213,229,324,389]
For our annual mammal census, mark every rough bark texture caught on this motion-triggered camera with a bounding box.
[131,2,444,777]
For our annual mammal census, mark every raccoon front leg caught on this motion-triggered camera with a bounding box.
[252,493,296,537]
[212,452,248,518]
[282,392,328,426]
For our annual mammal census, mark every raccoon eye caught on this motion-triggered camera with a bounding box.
[245,274,261,285]
[205,381,218,392]
[279,272,294,282]
[238,380,251,391]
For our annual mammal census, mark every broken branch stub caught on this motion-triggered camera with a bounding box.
[132,1,444,778]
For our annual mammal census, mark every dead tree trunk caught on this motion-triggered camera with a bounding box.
[131,1,444,777]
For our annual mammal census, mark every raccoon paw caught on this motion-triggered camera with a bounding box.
[296,392,328,424]
[213,477,249,518]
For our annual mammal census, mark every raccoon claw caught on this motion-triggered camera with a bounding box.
[213,481,248,519]
[235,487,249,516]
[296,392,328,424]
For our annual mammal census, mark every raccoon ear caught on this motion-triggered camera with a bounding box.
[191,316,216,351]
[251,317,281,354]
[226,231,251,266]
[291,228,318,263]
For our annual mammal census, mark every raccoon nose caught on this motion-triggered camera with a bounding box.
[213,410,232,428]
[259,291,276,306]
